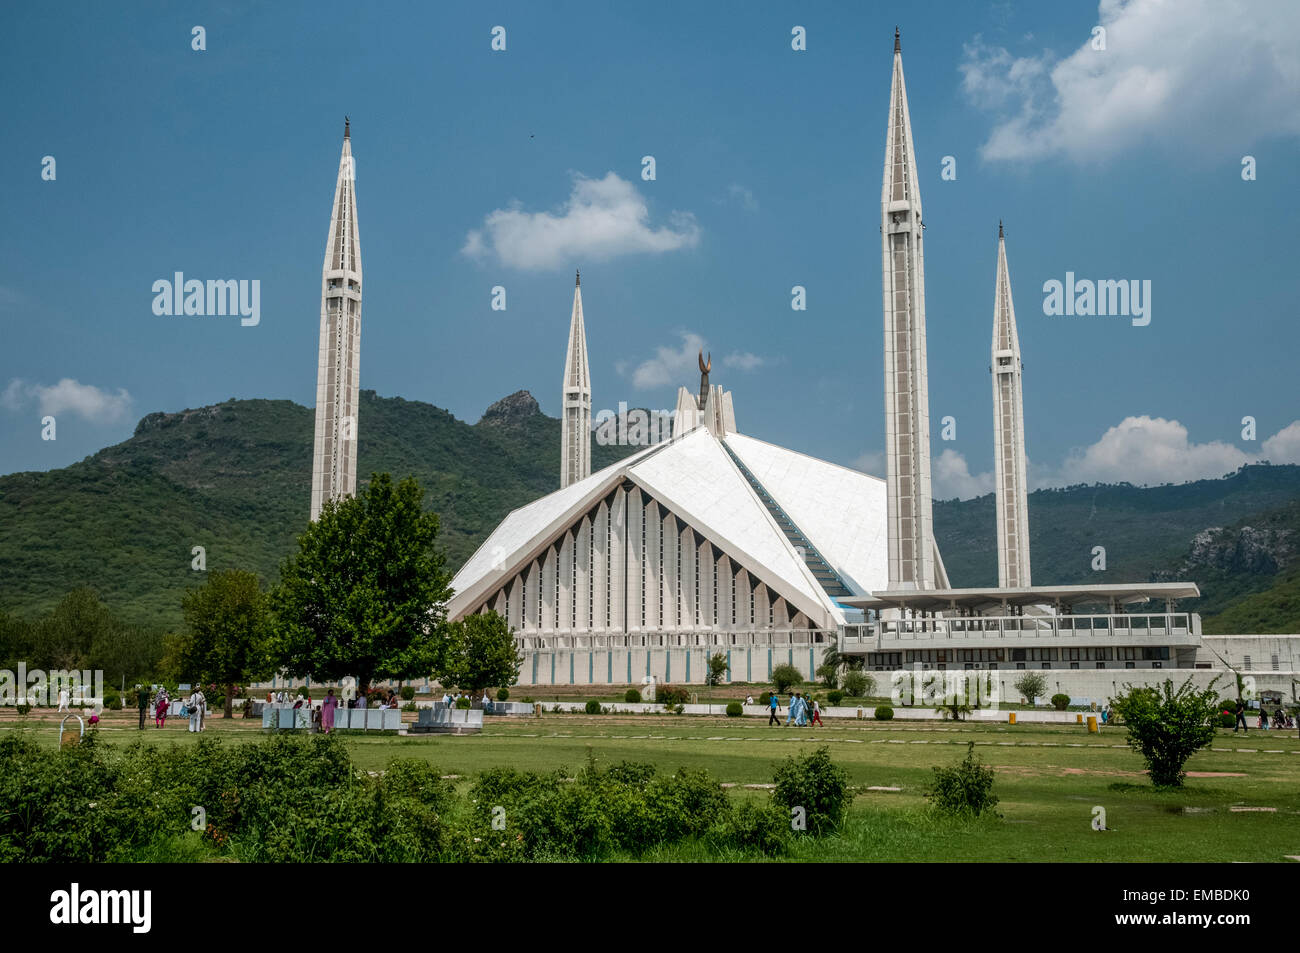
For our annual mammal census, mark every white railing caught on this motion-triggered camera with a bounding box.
[515,628,823,652]
[842,613,1199,646]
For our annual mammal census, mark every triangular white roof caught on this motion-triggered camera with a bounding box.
[449,426,902,629]
[723,432,889,596]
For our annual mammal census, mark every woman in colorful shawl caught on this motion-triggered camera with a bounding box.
[154,687,170,728]
[321,688,338,734]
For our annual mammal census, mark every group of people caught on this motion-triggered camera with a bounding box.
[440,690,495,711]
[130,685,184,730]
[767,691,823,727]
[1230,700,1295,731]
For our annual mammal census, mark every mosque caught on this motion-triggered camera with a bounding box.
[311,35,1299,700]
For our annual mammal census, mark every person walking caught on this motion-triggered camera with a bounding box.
[154,687,170,728]
[187,689,205,733]
[137,685,150,730]
[1234,699,1248,732]
[57,686,70,712]
[321,688,338,733]
[1259,705,1269,730]
[810,697,824,727]
[768,692,781,726]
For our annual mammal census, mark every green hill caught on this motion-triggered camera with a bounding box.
[1201,569,1300,635]
[0,390,631,629]
[1,391,1298,634]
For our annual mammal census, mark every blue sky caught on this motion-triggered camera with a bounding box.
[3,0,1298,497]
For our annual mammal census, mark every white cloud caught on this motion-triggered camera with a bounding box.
[933,448,995,500]
[723,183,758,212]
[961,0,1300,163]
[1261,420,1300,464]
[462,171,700,270]
[1040,415,1251,487]
[850,450,885,478]
[0,379,24,411]
[625,335,771,391]
[1,378,133,424]
[628,332,707,390]
[721,351,766,372]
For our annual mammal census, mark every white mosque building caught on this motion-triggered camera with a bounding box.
[312,37,1296,700]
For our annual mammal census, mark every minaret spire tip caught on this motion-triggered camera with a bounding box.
[575,268,580,287]
[999,219,1003,239]
[344,115,350,139]
[894,27,901,54]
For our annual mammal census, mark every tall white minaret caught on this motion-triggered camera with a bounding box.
[881,28,937,590]
[310,117,363,521]
[992,222,1031,587]
[560,269,591,488]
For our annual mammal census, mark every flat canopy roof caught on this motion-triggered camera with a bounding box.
[840,582,1201,614]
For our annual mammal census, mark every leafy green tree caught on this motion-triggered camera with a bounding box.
[178,569,272,718]
[770,663,803,694]
[32,588,114,671]
[1110,677,1222,787]
[705,652,729,687]
[815,663,839,688]
[0,610,35,670]
[1013,672,1048,706]
[438,611,521,695]
[269,474,453,695]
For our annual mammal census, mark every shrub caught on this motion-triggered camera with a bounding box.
[842,670,874,698]
[705,800,790,856]
[15,703,31,716]
[643,767,730,843]
[455,697,471,710]
[379,758,456,811]
[874,705,894,720]
[827,690,844,706]
[1217,712,1235,728]
[1110,678,1222,788]
[770,664,803,694]
[656,685,689,707]
[399,685,416,701]
[927,742,999,816]
[1050,693,1071,711]
[102,687,122,710]
[624,688,641,703]
[585,699,603,715]
[496,687,510,702]
[725,701,743,718]
[402,702,417,712]
[758,691,772,707]
[771,746,851,836]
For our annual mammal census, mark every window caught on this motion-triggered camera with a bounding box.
[1041,663,1050,669]
[1096,662,1105,669]
[1069,662,1079,670]
[1243,655,1251,671]
[1015,662,1025,670]
[1152,661,1162,669]
[1272,654,1280,671]
[1125,662,1135,669]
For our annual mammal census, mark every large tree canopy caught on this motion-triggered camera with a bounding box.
[176,568,271,717]
[268,474,453,692]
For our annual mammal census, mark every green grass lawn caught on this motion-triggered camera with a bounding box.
[6,708,1299,861]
